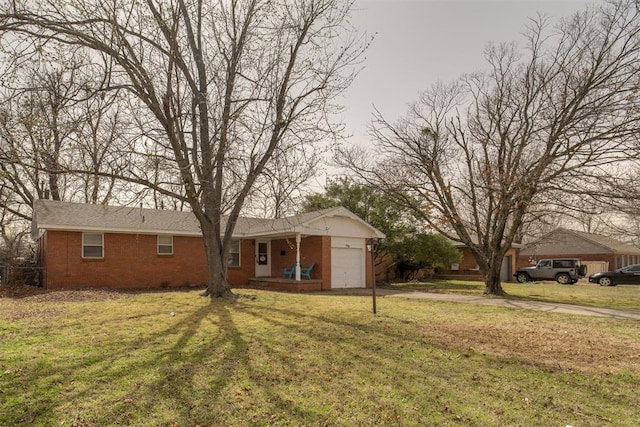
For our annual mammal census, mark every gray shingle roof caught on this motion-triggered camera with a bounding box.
[560,228,640,255]
[32,199,384,239]
[33,199,203,235]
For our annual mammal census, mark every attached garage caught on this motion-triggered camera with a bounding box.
[331,237,366,288]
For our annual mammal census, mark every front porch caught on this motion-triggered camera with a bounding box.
[245,277,324,292]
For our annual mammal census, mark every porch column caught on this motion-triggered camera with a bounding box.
[295,233,301,281]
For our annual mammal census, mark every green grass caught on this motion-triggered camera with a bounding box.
[390,279,640,310]
[1,288,639,426]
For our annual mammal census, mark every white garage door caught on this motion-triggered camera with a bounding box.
[331,238,366,288]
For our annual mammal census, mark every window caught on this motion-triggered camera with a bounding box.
[83,233,103,258]
[553,260,572,268]
[257,242,268,265]
[157,235,173,255]
[228,240,240,267]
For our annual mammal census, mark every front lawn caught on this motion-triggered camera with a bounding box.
[1,287,639,426]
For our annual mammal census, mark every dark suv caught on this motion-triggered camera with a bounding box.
[514,258,586,284]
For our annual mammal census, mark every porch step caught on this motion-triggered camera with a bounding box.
[246,277,323,292]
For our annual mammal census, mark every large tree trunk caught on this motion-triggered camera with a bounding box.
[467,245,507,296]
[200,224,237,301]
[483,260,505,296]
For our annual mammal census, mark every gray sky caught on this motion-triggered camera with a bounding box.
[339,0,592,146]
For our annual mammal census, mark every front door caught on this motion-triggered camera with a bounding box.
[255,240,271,277]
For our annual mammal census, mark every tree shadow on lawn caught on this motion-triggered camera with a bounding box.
[4,294,465,425]
[108,302,269,424]
[6,293,411,425]
[223,299,470,424]
[2,301,248,425]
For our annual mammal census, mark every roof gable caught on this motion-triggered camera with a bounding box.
[561,228,640,254]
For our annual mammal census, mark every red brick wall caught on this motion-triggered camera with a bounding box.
[41,230,370,290]
[301,236,324,282]
[270,236,325,282]
[271,238,297,276]
[439,247,519,281]
[438,247,481,275]
[228,239,255,286]
[42,230,257,289]
[320,236,331,290]
[458,247,479,270]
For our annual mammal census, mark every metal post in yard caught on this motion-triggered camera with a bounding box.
[368,238,378,315]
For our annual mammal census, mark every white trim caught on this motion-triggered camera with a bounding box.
[157,235,174,255]
[82,232,104,259]
[295,233,301,281]
[255,240,271,277]
[331,237,366,288]
[228,239,241,267]
[37,224,203,237]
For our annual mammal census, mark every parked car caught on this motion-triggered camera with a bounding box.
[588,264,640,286]
[514,258,586,284]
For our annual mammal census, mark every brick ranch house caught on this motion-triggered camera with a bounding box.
[31,199,385,291]
[434,240,521,282]
[518,228,640,275]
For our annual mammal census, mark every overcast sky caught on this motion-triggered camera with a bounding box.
[339,0,592,148]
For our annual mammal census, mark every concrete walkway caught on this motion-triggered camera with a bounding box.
[325,288,640,320]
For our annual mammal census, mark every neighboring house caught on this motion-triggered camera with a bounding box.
[518,228,640,274]
[435,240,521,282]
[31,200,385,291]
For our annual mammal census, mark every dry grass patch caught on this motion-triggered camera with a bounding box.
[1,286,132,321]
[423,316,640,372]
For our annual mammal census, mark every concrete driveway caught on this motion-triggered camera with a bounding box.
[325,287,640,320]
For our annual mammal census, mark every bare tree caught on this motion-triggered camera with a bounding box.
[248,143,325,218]
[0,0,367,300]
[602,168,640,245]
[340,0,640,295]
[0,60,82,219]
[74,89,133,205]
[0,47,132,222]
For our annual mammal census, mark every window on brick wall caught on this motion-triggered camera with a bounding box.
[157,235,173,255]
[83,233,104,258]
[228,239,240,267]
